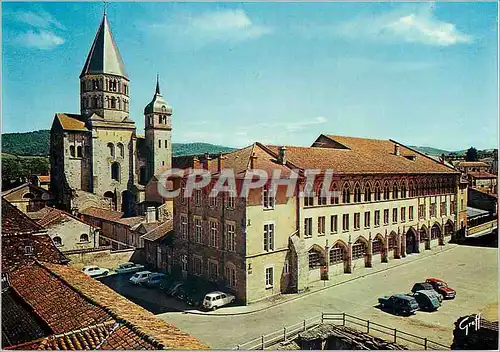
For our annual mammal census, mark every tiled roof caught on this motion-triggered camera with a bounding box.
[2,198,44,235]
[264,135,458,175]
[456,161,489,167]
[1,234,68,273]
[43,262,209,349]
[37,175,50,183]
[33,207,97,229]
[117,216,144,227]
[55,113,89,132]
[27,207,54,221]
[80,207,124,221]
[2,289,50,347]
[9,264,113,334]
[142,220,173,242]
[468,171,497,179]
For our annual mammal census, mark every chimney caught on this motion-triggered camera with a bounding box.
[145,206,157,223]
[217,152,226,172]
[394,143,400,156]
[203,153,211,169]
[278,146,287,165]
[250,152,257,169]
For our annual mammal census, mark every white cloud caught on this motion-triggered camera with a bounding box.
[14,30,65,50]
[146,9,271,48]
[286,116,327,132]
[327,5,472,46]
[12,10,65,30]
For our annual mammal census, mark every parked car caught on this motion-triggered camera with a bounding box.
[202,291,235,311]
[411,290,441,311]
[143,273,167,288]
[82,265,109,277]
[426,278,456,299]
[411,282,443,302]
[115,262,145,274]
[129,271,152,285]
[378,294,419,315]
[168,282,185,297]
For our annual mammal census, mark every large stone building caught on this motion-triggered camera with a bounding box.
[50,13,173,215]
[170,135,463,304]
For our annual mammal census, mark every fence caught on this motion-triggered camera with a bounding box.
[234,312,450,350]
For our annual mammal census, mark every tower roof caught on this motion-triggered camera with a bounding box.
[80,14,128,79]
[144,76,172,115]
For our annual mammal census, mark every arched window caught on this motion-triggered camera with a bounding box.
[383,182,390,200]
[77,146,83,158]
[408,181,414,197]
[330,183,339,204]
[111,162,120,182]
[364,184,372,202]
[352,239,367,259]
[329,243,347,265]
[317,183,327,205]
[374,182,381,201]
[308,247,325,270]
[70,145,75,157]
[117,143,124,158]
[353,183,361,203]
[53,236,62,246]
[107,143,115,158]
[372,237,384,254]
[117,97,121,110]
[111,97,116,109]
[80,234,89,242]
[304,183,314,207]
[22,193,34,199]
[392,182,399,199]
[342,183,351,204]
[401,182,407,198]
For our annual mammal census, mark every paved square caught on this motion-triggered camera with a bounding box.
[157,244,498,349]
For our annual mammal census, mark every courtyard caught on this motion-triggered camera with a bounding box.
[154,242,497,349]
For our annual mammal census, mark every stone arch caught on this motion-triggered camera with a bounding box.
[329,240,348,272]
[308,244,326,270]
[388,231,399,259]
[352,236,369,267]
[372,234,386,263]
[405,227,418,254]
[444,219,454,238]
[431,222,443,245]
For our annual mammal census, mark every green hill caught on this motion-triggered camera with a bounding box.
[1,130,235,157]
[408,146,451,156]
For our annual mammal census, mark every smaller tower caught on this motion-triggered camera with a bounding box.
[144,76,173,178]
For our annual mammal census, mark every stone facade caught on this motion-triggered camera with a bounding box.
[50,14,173,216]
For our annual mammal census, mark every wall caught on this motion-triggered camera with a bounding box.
[468,188,497,214]
[63,131,92,192]
[45,214,99,252]
[65,247,142,270]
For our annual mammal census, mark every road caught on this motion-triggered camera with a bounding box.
[156,244,498,349]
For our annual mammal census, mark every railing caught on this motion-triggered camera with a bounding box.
[234,312,450,350]
[467,219,497,237]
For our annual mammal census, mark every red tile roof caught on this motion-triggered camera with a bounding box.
[80,207,124,221]
[32,207,97,229]
[264,135,458,175]
[141,220,173,242]
[7,262,209,350]
[468,171,497,179]
[55,113,89,132]
[2,198,45,235]
[456,161,489,168]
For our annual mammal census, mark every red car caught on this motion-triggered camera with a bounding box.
[426,278,456,299]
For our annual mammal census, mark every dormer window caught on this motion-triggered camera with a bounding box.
[24,246,33,256]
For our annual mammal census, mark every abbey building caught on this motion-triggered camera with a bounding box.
[50,13,172,215]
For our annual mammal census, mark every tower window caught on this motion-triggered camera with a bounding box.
[117,143,124,158]
[70,145,75,157]
[111,97,116,109]
[165,140,168,149]
[158,140,161,148]
[107,143,115,158]
[77,146,83,158]
[111,162,120,182]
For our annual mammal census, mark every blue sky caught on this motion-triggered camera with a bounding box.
[2,2,498,150]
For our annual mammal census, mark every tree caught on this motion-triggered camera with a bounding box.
[465,147,478,161]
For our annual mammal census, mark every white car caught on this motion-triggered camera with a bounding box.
[129,271,152,285]
[115,262,145,274]
[82,265,109,277]
[202,291,235,311]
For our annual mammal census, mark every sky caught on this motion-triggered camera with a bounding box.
[2,1,498,151]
